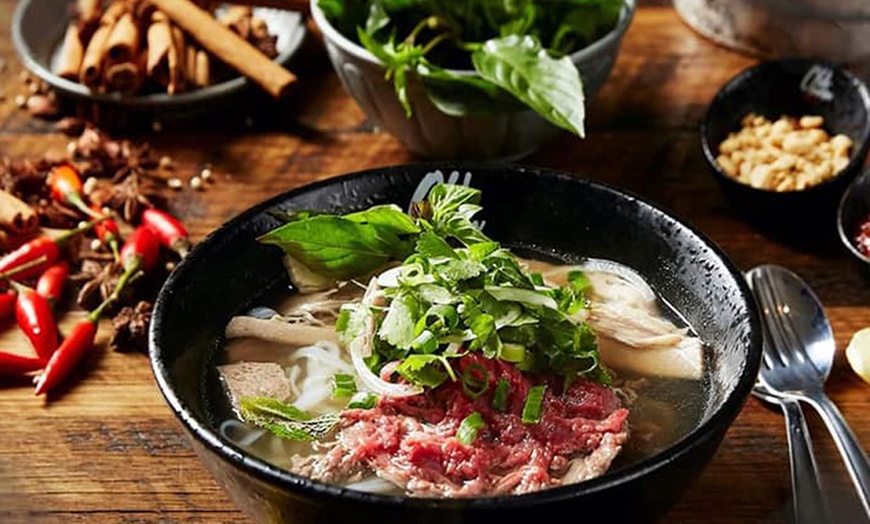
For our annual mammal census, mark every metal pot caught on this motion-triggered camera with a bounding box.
[674,0,870,64]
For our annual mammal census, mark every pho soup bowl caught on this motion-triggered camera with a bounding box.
[150,164,762,524]
[310,0,635,161]
[701,58,870,245]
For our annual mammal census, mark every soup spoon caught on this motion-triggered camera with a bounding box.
[747,264,870,519]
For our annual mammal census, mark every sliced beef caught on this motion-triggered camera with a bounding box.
[290,354,628,497]
[217,361,290,414]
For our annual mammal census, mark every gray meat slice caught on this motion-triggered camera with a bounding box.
[217,361,290,414]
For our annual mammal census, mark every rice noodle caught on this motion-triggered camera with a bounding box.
[286,340,355,412]
[220,419,267,448]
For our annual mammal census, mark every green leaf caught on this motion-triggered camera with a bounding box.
[396,354,455,388]
[485,286,559,310]
[456,412,486,445]
[345,204,421,235]
[472,35,585,137]
[239,397,339,442]
[259,216,401,280]
[416,231,458,259]
[379,292,418,349]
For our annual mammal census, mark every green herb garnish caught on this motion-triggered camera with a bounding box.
[347,391,379,409]
[492,378,510,412]
[332,373,357,399]
[239,397,340,442]
[318,0,624,136]
[261,184,609,396]
[521,385,547,424]
[456,412,486,445]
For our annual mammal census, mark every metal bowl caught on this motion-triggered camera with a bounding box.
[12,0,307,118]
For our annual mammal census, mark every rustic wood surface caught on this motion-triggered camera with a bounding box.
[2,0,870,522]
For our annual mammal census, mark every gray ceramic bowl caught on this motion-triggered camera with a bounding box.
[310,0,635,160]
[12,0,307,118]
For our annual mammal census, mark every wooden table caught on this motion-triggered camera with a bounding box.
[2,1,870,522]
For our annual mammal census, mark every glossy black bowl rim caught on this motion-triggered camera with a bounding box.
[837,168,870,264]
[700,57,870,195]
[149,163,763,510]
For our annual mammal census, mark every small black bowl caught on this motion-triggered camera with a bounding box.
[837,168,870,269]
[149,164,761,524]
[701,58,870,245]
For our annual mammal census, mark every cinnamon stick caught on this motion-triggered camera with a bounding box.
[149,0,296,98]
[105,59,143,94]
[146,11,173,86]
[168,25,187,94]
[55,24,84,81]
[194,49,210,87]
[0,190,38,236]
[106,12,140,65]
[79,2,126,89]
[76,0,102,41]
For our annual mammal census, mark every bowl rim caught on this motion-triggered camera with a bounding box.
[837,167,870,264]
[11,0,307,108]
[149,163,763,510]
[700,57,870,195]
[309,0,636,73]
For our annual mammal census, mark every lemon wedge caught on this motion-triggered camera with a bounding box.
[846,328,870,385]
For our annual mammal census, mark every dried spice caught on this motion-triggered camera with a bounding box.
[110,300,153,353]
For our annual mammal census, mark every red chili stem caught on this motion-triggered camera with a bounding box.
[36,262,70,306]
[34,318,97,395]
[0,351,44,376]
[0,255,49,282]
[91,203,121,262]
[0,238,61,283]
[11,283,58,362]
[141,208,191,257]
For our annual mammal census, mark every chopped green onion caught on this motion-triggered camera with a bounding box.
[492,378,510,411]
[461,362,490,399]
[411,329,438,354]
[521,385,547,424]
[498,343,526,363]
[332,373,357,399]
[456,412,486,445]
[347,391,379,409]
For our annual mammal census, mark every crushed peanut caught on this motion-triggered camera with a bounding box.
[715,113,853,191]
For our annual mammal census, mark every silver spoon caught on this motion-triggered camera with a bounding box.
[747,264,870,517]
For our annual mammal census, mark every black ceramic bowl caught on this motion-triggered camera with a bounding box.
[149,164,762,524]
[837,168,870,268]
[701,58,870,241]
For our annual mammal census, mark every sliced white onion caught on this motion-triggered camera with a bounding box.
[349,278,422,398]
[577,258,656,303]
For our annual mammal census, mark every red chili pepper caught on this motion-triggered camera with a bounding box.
[0,292,15,319]
[90,203,121,260]
[0,351,44,376]
[141,208,191,257]
[36,262,70,305]
[0,237,60,283]
[0,219,104,283]
[13,284,58,361]
[46,163,97,218]
[120,226,161,274]
[34,317,97,395]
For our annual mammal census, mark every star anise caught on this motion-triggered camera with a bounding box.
[87,171,164,223]
[110,301,153,353]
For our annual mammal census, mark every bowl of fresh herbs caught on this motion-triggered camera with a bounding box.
[310,0,635,160]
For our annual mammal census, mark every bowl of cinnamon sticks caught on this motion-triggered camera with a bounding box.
[12,0,306,113]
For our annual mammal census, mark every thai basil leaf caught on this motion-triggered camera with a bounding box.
[472,35,585,137]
